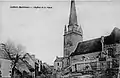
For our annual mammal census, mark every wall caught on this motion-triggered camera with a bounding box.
[54,61,62,71]
[71,52,100,64]
[0,58,11,77]
[70,52,100,73]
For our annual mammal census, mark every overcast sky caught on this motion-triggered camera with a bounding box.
[0,0,120,65]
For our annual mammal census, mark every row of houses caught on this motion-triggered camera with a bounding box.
[0,41,52,78]
[0,53,37,77]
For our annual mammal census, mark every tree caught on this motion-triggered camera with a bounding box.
[0,40,28,78]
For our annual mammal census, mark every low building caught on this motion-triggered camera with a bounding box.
[54,56,63,71]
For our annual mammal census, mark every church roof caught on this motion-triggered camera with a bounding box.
[70,27,120,56]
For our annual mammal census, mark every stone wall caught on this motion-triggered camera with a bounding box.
[0,58,11,77]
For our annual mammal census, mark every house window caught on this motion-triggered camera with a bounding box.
[57,63,59,66]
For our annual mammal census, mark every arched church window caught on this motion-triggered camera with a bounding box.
[108,48,114,57]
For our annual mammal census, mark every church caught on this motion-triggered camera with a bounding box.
[54,0,120,78]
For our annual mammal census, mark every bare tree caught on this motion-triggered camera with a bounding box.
[0,40,28,78]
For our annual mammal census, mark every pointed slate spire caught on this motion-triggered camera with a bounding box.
[69,0,78,26]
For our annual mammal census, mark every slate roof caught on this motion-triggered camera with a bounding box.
[70,27,120,56]
[54,56,63,62]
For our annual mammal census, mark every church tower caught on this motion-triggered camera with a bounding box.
[64,0,83,57]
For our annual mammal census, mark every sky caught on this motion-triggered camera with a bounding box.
[0,0,120,65]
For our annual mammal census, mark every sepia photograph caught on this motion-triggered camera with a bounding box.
[0,0,120,78]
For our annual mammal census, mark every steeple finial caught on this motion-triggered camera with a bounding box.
[69,0,78,25]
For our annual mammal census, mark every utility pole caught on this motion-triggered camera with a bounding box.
[100,36,106,78]
[101,36,105,58]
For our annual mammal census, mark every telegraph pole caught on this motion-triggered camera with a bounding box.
[100,36,105,78]
[101,36,104,58]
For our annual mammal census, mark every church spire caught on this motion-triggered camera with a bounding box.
[69,0,78,25]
